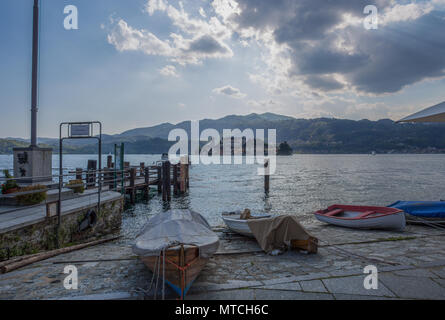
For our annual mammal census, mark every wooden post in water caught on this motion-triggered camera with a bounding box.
[157,166,162,193]
[105,168,114,190]
[179,156,188,193]
[144,167,150,198]
[75,168,83,181]
[140,163,145,177]
[129,168,136,204]
[173,164,179,195]
[107,155,113,169]
[264,159,270,193]
[87,160,97,189]
[162,161,171,201]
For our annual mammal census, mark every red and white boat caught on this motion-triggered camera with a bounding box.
[314,205,406,231]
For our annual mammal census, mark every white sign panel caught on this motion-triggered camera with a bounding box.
[70,124,90,137]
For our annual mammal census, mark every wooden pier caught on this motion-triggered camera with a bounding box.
[74,157,190,204]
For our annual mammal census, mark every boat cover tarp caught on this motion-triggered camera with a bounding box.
[389,201,445,218]
[247,215,314,253]
[133,209,219,258]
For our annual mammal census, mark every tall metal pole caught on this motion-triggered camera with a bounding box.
[31,0,39,147]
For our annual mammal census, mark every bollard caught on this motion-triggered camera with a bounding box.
[130,168,136,204]
[144,167,150,198]
[162,161,171,201]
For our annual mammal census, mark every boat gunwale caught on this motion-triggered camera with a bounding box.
[314,205,404,221]
[221,213,272,223]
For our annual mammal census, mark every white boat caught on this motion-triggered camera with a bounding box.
[221,211,272,237]
[314,205,406,231]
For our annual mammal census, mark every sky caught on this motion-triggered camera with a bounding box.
[1,0,445,138]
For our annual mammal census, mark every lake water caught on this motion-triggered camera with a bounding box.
[1,154,445,239]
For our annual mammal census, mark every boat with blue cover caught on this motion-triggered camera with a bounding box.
[389,201,445,223]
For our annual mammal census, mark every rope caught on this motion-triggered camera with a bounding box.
[162,249,166,301]
[314,238,399,266]
[154,251,161,300]
[313,216,445,266]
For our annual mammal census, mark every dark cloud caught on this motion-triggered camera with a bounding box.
[231,0,445,94]
[347,13,445,93]
[305,75,344,91]
[294,45,369,75]
[188,35,230,54]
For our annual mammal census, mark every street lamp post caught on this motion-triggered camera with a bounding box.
[30,0,39,147]
[13,0,53,184]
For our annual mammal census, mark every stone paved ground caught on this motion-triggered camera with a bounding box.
[1,218,445,300]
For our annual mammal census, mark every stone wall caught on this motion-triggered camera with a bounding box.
[0,196,123,260]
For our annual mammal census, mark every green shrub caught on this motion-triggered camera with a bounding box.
[66,179,85,194]
[1,170,19,194]
[16,185,47,205]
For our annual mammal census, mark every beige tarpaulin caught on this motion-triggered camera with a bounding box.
[247,215,315,253]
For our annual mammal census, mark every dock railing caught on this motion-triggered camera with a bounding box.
[0,159,189,213]
[0,159,190,258]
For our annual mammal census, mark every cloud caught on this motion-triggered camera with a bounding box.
[199,7,207,18]
[221,0,445,95]
[108,0,234,65]
[159,65,179,77]
[188,35,230,55]
[213,85,246,99]
[145,0,167,15]
[304,75,345,91]
[107,20,173,56]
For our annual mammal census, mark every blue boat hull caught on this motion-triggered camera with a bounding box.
[389,201,445,218]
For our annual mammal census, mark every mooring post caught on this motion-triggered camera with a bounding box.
[130,167,136,204]
[107,155,113,169]
[157,166,162,193]
[87,160,97,189]
[264,159,270,193]
[162,161,171,201]
[103,168,109,190]
[106,168,114,190]
[144,167,150,198]
[179,156,189,193]
[186,162,190,190]
[140,162,145,177]
[179,162,186,193]
[173,164,179,195]
[75,168,83,181]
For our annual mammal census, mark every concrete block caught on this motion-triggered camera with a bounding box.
[13,146,53,183]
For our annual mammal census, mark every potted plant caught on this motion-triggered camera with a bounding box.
[66,179,85,194]
[16,185,47,205]
[1,170,19,194]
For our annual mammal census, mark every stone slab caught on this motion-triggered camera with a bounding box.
[259,282,302,291]
[322,275,395,297]
[394,268,437,278]
[300,280,328,293]
[254,289,334,300]
[379,274,445,300]
[186,289,255,300]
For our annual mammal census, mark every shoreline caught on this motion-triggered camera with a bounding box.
[1,216,444,300]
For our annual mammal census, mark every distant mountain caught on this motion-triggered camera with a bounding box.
[0,139,54,154]
[119,112,295,138]
[3,112,445,154]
